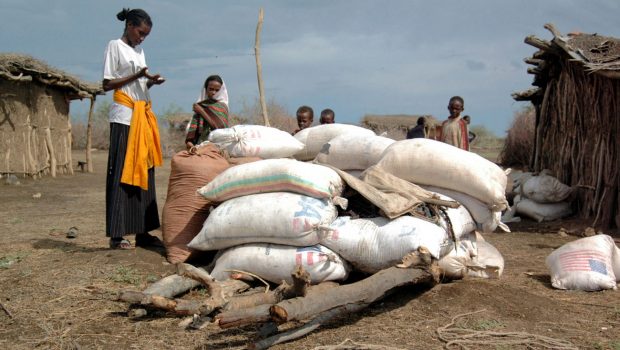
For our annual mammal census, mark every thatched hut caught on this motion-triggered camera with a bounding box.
[361,114,438,140]
[512,24,620,228]
[0,53,103,178]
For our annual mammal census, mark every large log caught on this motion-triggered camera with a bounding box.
[143,274,201,297]
[270,265,437,323]
[216,281,339,329]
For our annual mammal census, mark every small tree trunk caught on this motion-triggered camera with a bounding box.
[86,97,95,173]
[255,7,270,127]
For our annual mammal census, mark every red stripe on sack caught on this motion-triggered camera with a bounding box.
[307,252,314,266]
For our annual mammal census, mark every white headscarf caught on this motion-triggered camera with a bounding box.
[197,80,228,106]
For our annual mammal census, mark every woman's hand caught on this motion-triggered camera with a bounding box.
[144,69,165,86]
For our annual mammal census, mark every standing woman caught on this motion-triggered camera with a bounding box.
[102,8,166,249]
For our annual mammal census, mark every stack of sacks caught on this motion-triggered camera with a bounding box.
[161,143,260,264]
[321,209,476,274]
[293,124,376,161]
[546,234,620,291]
[376,139,509,231]
[438,232,505,280]
[189,158,350,284]
[511,171,573,222]
[208,124,304,159]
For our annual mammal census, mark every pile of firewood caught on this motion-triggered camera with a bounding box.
[118,247,439,349]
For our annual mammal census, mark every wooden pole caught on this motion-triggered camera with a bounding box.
[255,7,270,127]
[86,97,95,173]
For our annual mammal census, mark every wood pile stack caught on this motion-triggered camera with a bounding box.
[118,250,439,349]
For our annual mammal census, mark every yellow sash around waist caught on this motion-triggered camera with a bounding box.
[114,89,162,190]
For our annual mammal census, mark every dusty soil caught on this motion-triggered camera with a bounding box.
[1,150,619,350]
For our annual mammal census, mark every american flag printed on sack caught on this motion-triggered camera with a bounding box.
[295,246,327,266]
[558,249,610,276]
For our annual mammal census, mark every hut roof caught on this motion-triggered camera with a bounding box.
[0,53,103,100]
[513,23,620,101]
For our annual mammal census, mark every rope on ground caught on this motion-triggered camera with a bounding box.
[312,338,408,350]
[436,309,578,350]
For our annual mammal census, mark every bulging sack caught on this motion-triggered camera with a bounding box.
[377,139,508,211]
[315,134,395,170]
[210,244,350,284]
[294,124,376,161]
[515,197,572,222]
[322,215,454,274]
[162,144,230,264]
[424,186,507,233]
[198,158,344,202]
[521,173,573,203]
[188,192,337,251]
[437,233,478,279]
[468,240,504,279]
[208,125,304,159]
[546,234,619,291]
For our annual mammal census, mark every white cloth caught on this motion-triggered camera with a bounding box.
[197,81,228,106]
[103,39,150,125]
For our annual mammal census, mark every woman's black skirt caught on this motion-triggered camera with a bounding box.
[106,123,160,238]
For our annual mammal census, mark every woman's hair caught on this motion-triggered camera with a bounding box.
[416,116,426,125]
[204,75,224,88]
[116,8,152,27]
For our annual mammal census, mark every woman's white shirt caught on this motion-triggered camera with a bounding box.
[103,39,149,125]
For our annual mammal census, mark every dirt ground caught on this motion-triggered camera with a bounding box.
[1,150,619,350]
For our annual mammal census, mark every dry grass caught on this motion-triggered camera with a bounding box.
[499,105,535,168]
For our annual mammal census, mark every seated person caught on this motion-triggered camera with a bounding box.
[406,116,427,139]
[185,75,229,150]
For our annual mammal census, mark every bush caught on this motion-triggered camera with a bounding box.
[499,105,535,168]
[234,97,297,132]
[71,101,111,150]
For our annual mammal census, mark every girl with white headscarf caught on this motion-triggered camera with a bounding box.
[185,75,230,150]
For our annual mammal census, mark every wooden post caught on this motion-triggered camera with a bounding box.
[86,97,95,173]
[255,8,270,127]
[66,104,74,175]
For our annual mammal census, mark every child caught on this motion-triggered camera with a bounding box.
[319,108,335,124]
[293,105,314,135]
[462,115,477,144]
[439,96,469,150]
[185,75,230,150]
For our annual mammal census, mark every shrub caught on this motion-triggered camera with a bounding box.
[234,97,297,132]
[499,105,535,168]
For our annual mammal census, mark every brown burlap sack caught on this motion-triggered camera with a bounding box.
[162,143,262,263]
[162,144,230,263]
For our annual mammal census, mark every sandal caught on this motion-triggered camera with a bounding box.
[135,233,164,248]
[110,238,133,250]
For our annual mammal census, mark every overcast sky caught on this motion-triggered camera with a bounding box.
[2,0,619,135]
